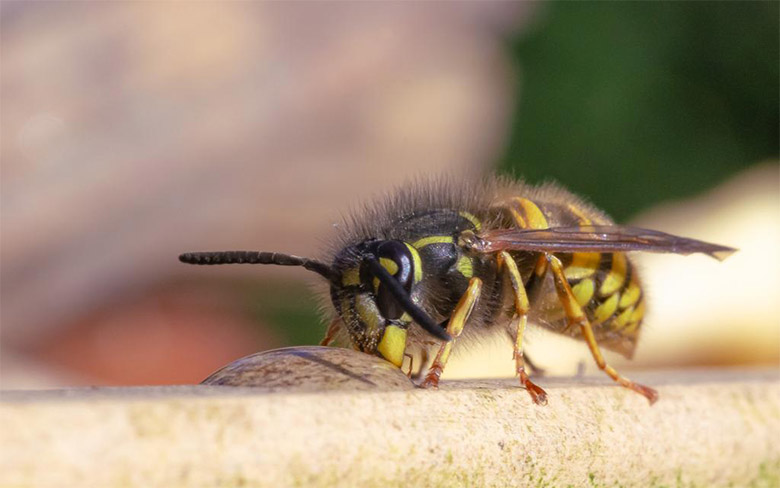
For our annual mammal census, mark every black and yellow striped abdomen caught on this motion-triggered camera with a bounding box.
[559,251,645,356]
[489,195,646,357]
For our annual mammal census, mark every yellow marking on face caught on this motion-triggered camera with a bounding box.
[564,252,601,280]
[374,257,399,292]
[568,204,592,225]
[404,242,423,283]
[377,325,407,367]
[622,306,644,333]
[341,267,360,287]
[379,257,398,275]
[355,294,381,335]
[572,278,595,307]
[612,304,635,329]
[600,253,627,297]
[619,277,641,309]
[593,292,620,324]
[456,255,473,278]
[412,235,453,249]
[458,211,482,231]
[516,198,549,229]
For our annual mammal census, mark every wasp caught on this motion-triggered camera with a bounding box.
[180,177,735,405]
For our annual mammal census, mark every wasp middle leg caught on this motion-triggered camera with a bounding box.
[420,277,482,389]
[547,255,658,404]
[498,251,548,405]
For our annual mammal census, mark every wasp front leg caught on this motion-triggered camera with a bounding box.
[420,277,482,389]
[320,316,344,346]
[547,255,659,404]
[497,251,548,405]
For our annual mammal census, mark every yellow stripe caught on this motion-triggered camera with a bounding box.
[593,292,620,324]
[510,207,527,228]
[412,235,453,249]
[572,278,595,307]
[404,242,423,283]
[629,299,645,323]
[564,252,601,280]
[458,211,482,231]
[620,301,646,334]
[377,325,407,367]
[516,198,549,229]
[619,277,641,309]
[600,253,627,297]
[456,256,473,278]
[612,304,635,329]
[341,267,360,286]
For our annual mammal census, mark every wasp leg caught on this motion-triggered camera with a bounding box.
[409,349,429,381]
[403,353,416,379]
[547,255,659,405]
[498,251,548,405]
[420,277,482,389]
[319,316,342,347]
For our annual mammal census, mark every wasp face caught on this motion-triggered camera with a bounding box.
[330,239,426,367]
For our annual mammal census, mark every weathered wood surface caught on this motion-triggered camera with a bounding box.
[1,347,778,487]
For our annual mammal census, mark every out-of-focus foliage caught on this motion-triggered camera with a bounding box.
[501,1,779,221]
[242,282,323,347]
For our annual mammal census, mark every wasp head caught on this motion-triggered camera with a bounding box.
[179,242,450,369]
[330,239,450,366]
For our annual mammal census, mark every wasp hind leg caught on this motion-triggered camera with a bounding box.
[420,277,482,389]
[498,251,548,405]
[547,255,658,404]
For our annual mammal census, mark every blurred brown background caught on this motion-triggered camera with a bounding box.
[1,1,777,389]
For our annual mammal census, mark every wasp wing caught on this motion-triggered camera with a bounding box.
[474,225,736,261]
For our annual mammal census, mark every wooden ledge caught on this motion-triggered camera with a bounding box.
[1,349,778,487]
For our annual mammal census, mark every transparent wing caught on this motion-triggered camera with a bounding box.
[474,225,736,261]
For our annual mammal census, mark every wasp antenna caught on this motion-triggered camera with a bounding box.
[179,251,339,283]
[365,255,452,342]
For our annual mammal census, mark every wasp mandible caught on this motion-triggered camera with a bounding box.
[180,177,735,405]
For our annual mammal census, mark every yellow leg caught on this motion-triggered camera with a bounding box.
[420,277,482,388]
[498,251,548,405]
[547,255,658,404]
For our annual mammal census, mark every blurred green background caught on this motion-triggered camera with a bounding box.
[501,1,778,221]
